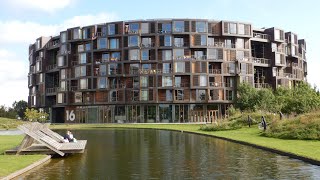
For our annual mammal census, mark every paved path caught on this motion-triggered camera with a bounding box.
[0,129,23,135]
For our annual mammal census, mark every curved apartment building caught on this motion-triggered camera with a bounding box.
[28,19,307,123]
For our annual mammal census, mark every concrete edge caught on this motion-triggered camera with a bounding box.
[1,155,51,180]
[88,126,320,166]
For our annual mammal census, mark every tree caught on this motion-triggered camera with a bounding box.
[25,108,49,122]
[256,88,276,112]
[235,83,258,111]
[13,100,28,119]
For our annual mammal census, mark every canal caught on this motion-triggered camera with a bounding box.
[16,129,320,179]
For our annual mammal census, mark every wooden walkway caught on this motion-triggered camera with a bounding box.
[6,122,87,156]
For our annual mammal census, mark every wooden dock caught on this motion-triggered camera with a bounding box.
[5,122,87,156]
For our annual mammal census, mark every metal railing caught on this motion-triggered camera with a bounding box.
[173,42,188,47]
[209,82,224,87]
[46,64,57,71]
[254,83,270,88]
[140,43,155,48]
[253,32,270,40]
[174,83,189,88]
[46,87,57,94]
[252,57,270,65]
[209,69,222,74]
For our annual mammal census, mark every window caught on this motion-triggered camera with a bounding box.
[236,51,244,60]
[276,53,281,64]
[141,50,149,60]
[109,38,119,49]
[108,64,118,75]
[228,63,235,74]
[129,23,139,33]
[82,28,90,39]
[129,36,139,47]
[236,38,244,49]
[100,64,107,76]
[174,62,185,73]
[226,90,234,100]
[110,90,118,101]
[36,60,41,71]
[229,23,237,34]
[162,50,172,60]
[174,38,184,47]
[133,77,139,88]
[208,49,218,60]
[275,30,280,40]
[108,24,115,35]
[166,90,173,101]
[175,90,184,100]
[98,77,107,89]
[208,37,214,46]
[102,53,110,62]
[36,39,41,49]
[60,81,66,91]
[240,63,247,74]
[175,76,181,87]
[141,23,149,34]
[75,67,80,78]
[78,45,84,52]
[140,90,148,101]
[142,38,152,47]
[162,76,172,87]
[173,49,184,59]
[199,75,207,86]
[73,28,81,39]
[196,21,207,32]
[225,39,233,48]
[194,51,204,60]
[164,35,172,46]
[58,56,64,67]
[80,79,87,89]
[238,24,245,35]
[57,93,64,103]
[60,32,67,43]
[174,21,184,32]
[140,76,148,87]
[197,90,206,101]
[60,44,67,55]
[60,69,66,80]
[80,66,86,76]
[79,53,86,64]
[111,52,121,61]
[200,35,207,46]
[162,23,172,33]
[129,49,140,60]
[132,90,139,101]
[39,73,44,83]
[225,77,234,87]
[163,63,171,73]
[98,38,107,49]
[130,64,139,74]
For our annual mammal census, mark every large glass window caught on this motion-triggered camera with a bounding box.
[163,63,171,73]
[108,64,118,75]
[275,30,280,40]
[173,21,184,32]
[175,90,184,100]
[196,21,207,32]
[58,56,64,67]
[60,81,66,91]
[197,90,206,101]
[141,38,152,47]
[173,49,184,59]
[75,67,80,78]
[60,32,67,43]
[140,90,148,101]
[98,77,107,89]
[200,35,207,46]
[141,23,149,34]
[108,24,115,35]
[140,76,148,87]
[162,50,172,60]
[174,38,184,47]
[60,44,67,55]
[98,38,107,49]
[130,64,139,74]
[229,23,237,34]
[174,77,181,87]
[208,37,214,46]
[60,69,66,80]
[141,50,149,61]
[174,62,185,73]
[236,38,244,49]
[78,45,84,52]
[57,93,64,103]
[208,49,218,59]
[79,53,86,64]
[80,79,87,89]
[129,36,139,47]
[238,24,245,35]
[80,66,86,76]
[100,64,107,76]
[164,35,172,46]
[109,38,119,49]
[162,76,172,87]
[129,49,140,60]
[82,28,90,39]
[111,52,120,62]
[102,53,110,62]
[129,23,139,33]
[228,63,235,74]
[162,23,172,33]
[199,75,207,86]
[225,39,234,48]
[166,90,173,101]
[73,28,81,39]
[236,51,245,60]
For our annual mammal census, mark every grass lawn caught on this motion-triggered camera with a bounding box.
[0,135,46,178]
[51,123,320,161]
[0,117,24,130]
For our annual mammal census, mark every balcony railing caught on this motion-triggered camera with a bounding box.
[209,82,224,87]
[46,87,57,94]
[252,57,270,65]
[46,64,57,71]
[208,42,224,48]
[253,32,270,40]
[254,83,270,88]
[208,69,222,74]
[174,83,189,88]
[70,86,78,91]
[173,55,207,60]
[173,42,188,47]
[141,43,155,48]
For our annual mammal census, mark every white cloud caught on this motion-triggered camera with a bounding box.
[9,0,74,13]
[0,12,118,45]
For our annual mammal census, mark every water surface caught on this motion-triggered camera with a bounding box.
[16,129,320,179]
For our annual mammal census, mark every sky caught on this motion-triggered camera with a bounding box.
[0,0,319,106]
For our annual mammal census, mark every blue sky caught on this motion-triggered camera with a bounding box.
[0,0,319,106]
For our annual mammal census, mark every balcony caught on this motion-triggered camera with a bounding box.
[141,43,155,48]
[252,57,271,67]
[173,55,206,61]
[174,83,189,88]
[46,87,57,94]
[209,82,224,87]
[209,69,222,74]
[208,42,224,48]
[252,32,270,42]
[46,64,57,71]
[254,83,271,89]
[173,42,188,47]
